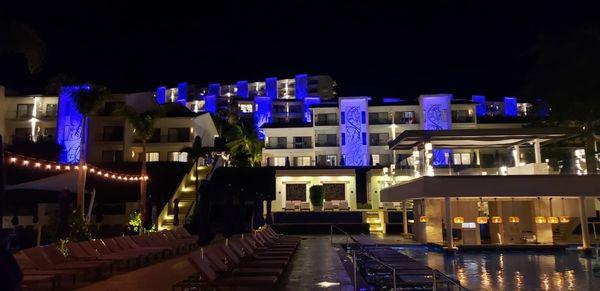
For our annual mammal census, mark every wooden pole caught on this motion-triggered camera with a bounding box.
[0,135,5,231]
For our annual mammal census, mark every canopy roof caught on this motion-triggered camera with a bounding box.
[380,175,600,201]
[388,127,579,150]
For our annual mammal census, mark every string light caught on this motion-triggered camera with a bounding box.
[4,151,147,182]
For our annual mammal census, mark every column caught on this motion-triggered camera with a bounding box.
[513,145,521,166]
[402,200,409,235]
[444,197,454,249]
[578,196,591,249]
[534,139,542,163]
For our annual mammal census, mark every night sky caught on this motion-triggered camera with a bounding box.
[1,1,597,100]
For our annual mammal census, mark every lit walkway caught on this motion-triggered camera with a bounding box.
[283,235,354,290]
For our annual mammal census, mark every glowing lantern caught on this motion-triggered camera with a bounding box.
[547,216,559,224]
[453,217,465,224]
[559,216,570,223]
[476,217,488,224]
[491,216,502,224]
[508,216,520,223]
[419,216,429,223]
[535,216,547,224]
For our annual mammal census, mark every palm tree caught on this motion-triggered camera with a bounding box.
[116,105,161,227]
[181,136,212,201]
[226,123,263,167]
[1,20,46,73]
[70,84,110,216]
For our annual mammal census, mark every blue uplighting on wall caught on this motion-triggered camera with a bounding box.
[177,82,188,105]
[236,81,249,99]
[504,96,518,117]
[156,86,167,104]
[382,97,403,103]
[254,96,272,139]
[57,85,89,164]
[433,149,452,166]
[471,95,486,117]
[204,95,217,114]
[420,94,452,166]
[339,98,369,166]
[295,74,308,100]
[265,77,277,99]
[208,83,220,97]
[303,97,320,122]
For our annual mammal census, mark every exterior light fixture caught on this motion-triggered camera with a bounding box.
[10,157,17,163]
[491,216,503,224]
[476,216,489,224]
[508,197,519,223]
[535,216,547,224]
[453,198,464,224]
[419,199,428,223]
[559,198,570,223]
[476,198,488,224]
[508,216,520,223]
[547,198,559,224]
[419,216,429,223]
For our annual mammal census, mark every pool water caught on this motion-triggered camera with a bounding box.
[392,246,600,290]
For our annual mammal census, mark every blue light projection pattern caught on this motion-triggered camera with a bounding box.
[236,81,249,98]
[383,97,403,103]
[204,95,217,114]
[254,96,272,139]
[57,85,89,164]
[471,95,486,116]
[177,82,188,105]
[303,97,320,122]
[208,83,220,96]
[156,86,167,104]
[339,98,368,166]
[266,77,277,99]
[504,96,518,117]
[295,74,308,100]
[420,94,452,165]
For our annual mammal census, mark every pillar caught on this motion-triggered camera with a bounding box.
[414,199,443,244]
[579,196,591,249]
[533,198,553,244]
[534,139,542,163]
[402,200,409,235]
[488,201,505,244]
[513,145,521,166]
[444,197,454,249]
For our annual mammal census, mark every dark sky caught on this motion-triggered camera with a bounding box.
[1,1,598,100]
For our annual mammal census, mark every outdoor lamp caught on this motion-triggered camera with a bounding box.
[535,216,547,224]
[453,216,465,224]
[476,216,488,224]
[419,216,429,223]
[508,216,520,223]
[559,216,570,223]
[491,216,502,224]
[547,216,559,224]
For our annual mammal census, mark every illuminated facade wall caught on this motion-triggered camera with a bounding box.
[471,95,486,116]
[420,94,452,165]
[208,83,220,96]
[295,74,308,100]
[303,97,320,122]
[504,96,518,117]
[57,85,89,164]
[156,86,167,104]
[204,95,217,114]
[177,82,188,105]
[339,97,369,166]
[266,77,277,99]
[254,96,272,139]
[236,80,249,98]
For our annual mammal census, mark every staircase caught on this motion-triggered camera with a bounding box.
[366,211,384,233]
[157,164,210,230]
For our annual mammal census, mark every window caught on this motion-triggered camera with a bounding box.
[167,128,190,142]
[369,133,389,146]
[145,152,159,162]
[273,104,286,113]
[285,184,307,201]
[268,137,287,149]
[293,136,311,148]
[14,128,30,141]
[135,128,161,143]
[369,112,390,124]
[451,110,474,123]
[453,153,472,165]
[273,157,286,166]
[371,154,391,165]
[45,104,58,117]
[317,155,337,166]
[294,156,311,166]
[168,151,188,162]
[288,104,302,113]
[238,103,253,113]
[102,151,123,162]
[103,102,124,115]
[316,134,337,147]
[16,104,34,119]
[394,111,417,124]
[315,113,337,126]
[323,184,345,201]
[102,126,124,141]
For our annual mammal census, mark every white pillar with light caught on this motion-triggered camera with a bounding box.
[534,138,542,163]
[578,196,591,249]
[444,197,454,249]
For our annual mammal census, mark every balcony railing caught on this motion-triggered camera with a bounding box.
[316,141,338,147]
[265,142,313,149]
[315,120,338,126]
[369,118,391,125]
[132,134,192,143]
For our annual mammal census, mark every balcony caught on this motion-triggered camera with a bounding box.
[315,119,338,126]
[369,118,391,125]
[132,135,191,144]
[265,142,313,149]
[315,141,338,147]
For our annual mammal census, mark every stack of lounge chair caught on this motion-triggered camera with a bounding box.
[173,225,301,290]
[15,228,198,290]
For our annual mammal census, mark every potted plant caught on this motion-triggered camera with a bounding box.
[309,185,324,211]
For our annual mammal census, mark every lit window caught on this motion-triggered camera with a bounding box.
[168,151,188,162]
[145,152,159,162]
[294,156,311,166]
[239,103,253,113]
[452,153,472,165]
[273,157,286,166]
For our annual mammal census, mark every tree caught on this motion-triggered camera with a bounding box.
[0,20,46,74]
[226,123,263,167]
[71,84,110,216]
[182,136,211,201]
[525,27,600,174]
[116,105,161,227]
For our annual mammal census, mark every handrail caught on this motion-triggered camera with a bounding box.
[330,224,468,291]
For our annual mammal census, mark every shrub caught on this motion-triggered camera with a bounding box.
[309,185,324,207]
[68,211,91,242]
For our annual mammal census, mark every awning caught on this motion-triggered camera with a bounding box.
[388,127,580,150]
[6,171,77,192]
[380,175,600,201]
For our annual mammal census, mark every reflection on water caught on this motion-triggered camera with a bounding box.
[393,247,600,291]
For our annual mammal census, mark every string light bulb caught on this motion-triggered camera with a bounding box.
[45,164,52,170]
[10,157,17,163]
[23,160,29,166]
[34,162,41,168]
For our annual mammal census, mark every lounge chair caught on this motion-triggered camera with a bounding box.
[292,200,302,210]
[300,202,311,211]
[339,201,350,211]
[40,245,111,275]
[380,202,397,211]
[21,247,98,279]
[204,245,284,276]
[323,201,334,211]
[284,201,295,211]
[21,274,57,290]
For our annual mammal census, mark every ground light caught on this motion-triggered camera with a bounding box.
[559,198,570,223]
[453,198,464,224]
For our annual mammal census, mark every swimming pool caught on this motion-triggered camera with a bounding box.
[392,246,600,290]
